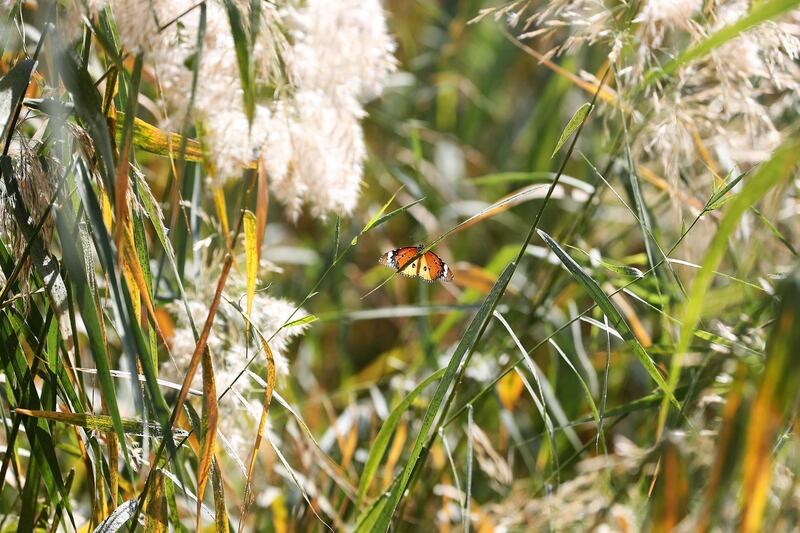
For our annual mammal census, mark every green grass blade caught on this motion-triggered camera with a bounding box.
[223,0,255,123]
[357,368,446,505]
[659,137,800,431]
[537,229,678,408]
[356,262,516,532]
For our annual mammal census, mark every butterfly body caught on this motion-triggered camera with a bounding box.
[379,244,454,282]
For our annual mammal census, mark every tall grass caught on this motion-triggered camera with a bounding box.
[1,1,799,532]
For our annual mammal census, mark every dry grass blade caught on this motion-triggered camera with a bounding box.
[740,271,800,532]
[214,187,234,256]
[171,254,233,427]
[197,335,219,531]
[234,308,277,532]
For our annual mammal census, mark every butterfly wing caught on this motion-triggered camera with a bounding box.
[421,251,454,282]
[379,246,421,277]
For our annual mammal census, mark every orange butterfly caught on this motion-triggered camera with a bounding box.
[379,244,455,282]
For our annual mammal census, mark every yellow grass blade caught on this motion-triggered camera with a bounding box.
[244,210,258,320]
[196,339,218,531]
[214,187,233,255]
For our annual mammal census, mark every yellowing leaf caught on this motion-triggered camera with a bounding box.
[244,210,258,319]
[497,372,524,412]
[101,188,113,232]
[197,338,218,531]
[214,187,232,254]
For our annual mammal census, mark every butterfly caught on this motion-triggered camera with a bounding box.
[379,244,455,282]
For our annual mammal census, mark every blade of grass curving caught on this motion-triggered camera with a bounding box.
[750,206,798,257]
[266,429,335,531]
[355,262,516,532]
[537,229,678,408]
[548,338,599,424]
[239,316,276,532]
[657,137,800,435]
[196,337,218,531]
[135,172,199,338]
[352,186,405,245]
[357,368,446,505]
[493,310,579,452]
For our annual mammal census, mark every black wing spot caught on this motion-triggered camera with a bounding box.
[423,266,427,271]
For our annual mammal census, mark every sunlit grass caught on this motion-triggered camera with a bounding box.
[0,1,799,532]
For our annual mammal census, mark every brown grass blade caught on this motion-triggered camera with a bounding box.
[214,187,234,256]
[196,336,218,531]
[239,334,276,532]
[170,254,233,429]
[740,271,800,532]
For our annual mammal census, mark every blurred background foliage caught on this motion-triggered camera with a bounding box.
[0,0,799,531]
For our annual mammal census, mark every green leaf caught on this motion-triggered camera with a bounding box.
[357,368,446,505]
[552,103,592,158]
[706,170,746,211]
[537,229,678,408]
[353,187,404,245]
[283,314,319,328]
[352,188,424,245]
[56,47,117,199]
[223,0,255,124]
[52,185,135,471]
